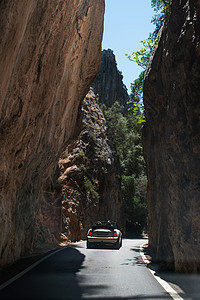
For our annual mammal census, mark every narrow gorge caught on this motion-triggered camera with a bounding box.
[1,0,200,276]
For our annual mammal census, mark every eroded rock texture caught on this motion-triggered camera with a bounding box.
[92,49,130,108]
[143,0,200,272]
[0,0,104,266]
[58,90,124,242]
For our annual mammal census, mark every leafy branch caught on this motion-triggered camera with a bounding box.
[125,39,155,70]
[125,0,171,123]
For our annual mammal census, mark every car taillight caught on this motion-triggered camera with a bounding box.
[89,230,92,236]
[114,231,117,237]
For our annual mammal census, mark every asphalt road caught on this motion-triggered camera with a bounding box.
[0,239,184,299]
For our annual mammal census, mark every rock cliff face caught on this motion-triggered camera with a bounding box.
[0,0,105,266]
[92,49,130,108]
[143,0,200,272]
[58,90,124,242]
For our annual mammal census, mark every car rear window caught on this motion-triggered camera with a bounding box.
[91,221,118,230]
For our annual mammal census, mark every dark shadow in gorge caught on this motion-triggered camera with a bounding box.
[0,246,84,300]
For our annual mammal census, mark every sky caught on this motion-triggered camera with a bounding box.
[102,0,155,94]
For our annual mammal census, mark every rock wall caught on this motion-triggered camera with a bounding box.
[58,90,125,242]
[92,49,130,108]
[143,0,200,272]
[0,0,105,266]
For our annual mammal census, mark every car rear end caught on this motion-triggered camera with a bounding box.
[87,222,121,249]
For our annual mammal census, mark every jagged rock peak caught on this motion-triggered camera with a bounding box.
[92,49,130,108]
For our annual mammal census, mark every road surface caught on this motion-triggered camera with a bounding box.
[0,239,190,299]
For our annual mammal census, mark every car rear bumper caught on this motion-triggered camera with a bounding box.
[87,236,119,244]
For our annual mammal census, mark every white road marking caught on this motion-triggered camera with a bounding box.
[140,243,184,300]
[0,247,65,291]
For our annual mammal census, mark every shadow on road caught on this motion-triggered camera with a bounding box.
[2,241,198,299]
[120,246,144,267]
[0,246,85,300]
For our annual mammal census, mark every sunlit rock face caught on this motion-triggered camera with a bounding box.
[92,49,130,108]
[143,0,200,272]
[0,0,104,266]
[58,90,125,242]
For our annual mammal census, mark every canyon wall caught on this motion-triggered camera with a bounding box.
[143,0,200,272]
[58,90,124,242]
[0,0,105,266]
[92,49,130,108]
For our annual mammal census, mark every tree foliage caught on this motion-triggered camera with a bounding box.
[125,0,171,118]
[125,39,155,70]
[151,0,171,38]
[129,71,144,103]
[101,102,147,236]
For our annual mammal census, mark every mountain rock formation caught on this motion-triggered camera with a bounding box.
[92,49,130,108]
[143,0,200,273]
[0,0,105,267]
[57,90,124,242]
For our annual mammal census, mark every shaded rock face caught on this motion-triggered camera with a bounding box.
[92,49,130,108]
[143,0,200,272]
[0,0,105,266]
[58,90,124,241]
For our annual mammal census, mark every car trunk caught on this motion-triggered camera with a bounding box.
[92,228,114,237]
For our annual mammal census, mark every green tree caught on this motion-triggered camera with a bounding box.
[150,0,171,39]
[125,39,155,70]
[101,102,147,236]
[127,0,171,68]
[130,72,144,103]
[122,174,147,237]
[127,72,145,123]
[125,0,171,120]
